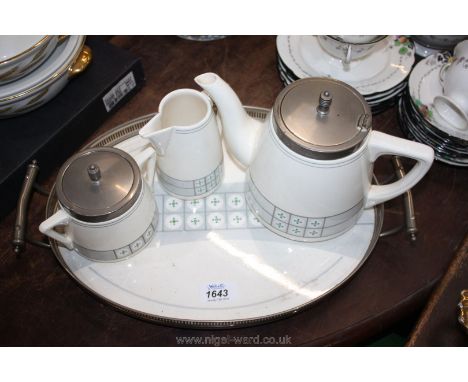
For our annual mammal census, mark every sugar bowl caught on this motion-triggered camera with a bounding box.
[39,146,157,262]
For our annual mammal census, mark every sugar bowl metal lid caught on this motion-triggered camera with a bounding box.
[273,77,372,159]
[55,147,142,223]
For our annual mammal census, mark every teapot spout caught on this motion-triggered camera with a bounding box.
[195,72,264,168]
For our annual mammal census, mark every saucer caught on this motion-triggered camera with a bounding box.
[48,108,384,328]
[408,53,468,141]
[277,35,415,95]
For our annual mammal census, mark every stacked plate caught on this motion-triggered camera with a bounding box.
[276,35,416,114]
[397,53,468,166]
[0,35,91,118]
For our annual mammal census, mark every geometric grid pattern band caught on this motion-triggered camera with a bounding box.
[246,175,364,239]
[157,160,224,198]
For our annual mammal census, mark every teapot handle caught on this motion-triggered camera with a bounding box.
[365,131,434,208]
[133,146,157,190]
[39,209,74,249]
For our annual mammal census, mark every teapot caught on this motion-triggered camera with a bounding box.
[195,73,434,242]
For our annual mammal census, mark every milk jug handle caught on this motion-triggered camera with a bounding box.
[39,209,74,249]
[365,131,434,208]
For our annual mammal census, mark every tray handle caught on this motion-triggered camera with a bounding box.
[12,161,50,253]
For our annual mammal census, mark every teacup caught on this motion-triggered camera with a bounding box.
[433,48,468,131]
[454,40,468,57]
[317,35,387,66]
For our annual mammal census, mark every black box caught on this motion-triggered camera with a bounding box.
[0,36,145,219]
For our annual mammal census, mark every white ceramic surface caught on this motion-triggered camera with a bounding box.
[0,36,58,84]
[53,129,383,325]
[433,55,468,131]
[40,147,158,262]
[0,36,44,61]
[454,40,468,57]
[317,35,385,65]
[139,88,223,199]
[408,53,468,140]
[195,73,264,168]
[0,35,86,118]
[197,73,434,241]
[276,35,415,95]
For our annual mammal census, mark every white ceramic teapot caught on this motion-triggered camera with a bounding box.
[39,146,157,261]
[195,73,434,242]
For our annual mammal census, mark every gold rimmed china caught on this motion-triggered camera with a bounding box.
[0,36,91,118]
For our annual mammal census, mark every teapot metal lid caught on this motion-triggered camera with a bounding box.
[273,77,372,160]
[56,147,142,223]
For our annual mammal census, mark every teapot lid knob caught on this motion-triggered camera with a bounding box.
[317,91,332,116]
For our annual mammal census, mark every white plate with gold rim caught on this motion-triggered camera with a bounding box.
[277,35,415,95]
[0,35,91,118]
[0,35,60,84]
[47,110,383,328]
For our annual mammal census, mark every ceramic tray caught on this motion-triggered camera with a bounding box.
[46,107,384,328]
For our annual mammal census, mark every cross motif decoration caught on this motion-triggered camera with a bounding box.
[232,215,242,224]
[210,198,221,206]
[232,197,241,206]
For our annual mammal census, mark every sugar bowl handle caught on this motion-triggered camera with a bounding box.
[365,131,434,208]
[133,146,157,190]
[39,209,74,250]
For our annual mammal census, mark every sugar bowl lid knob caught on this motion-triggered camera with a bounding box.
[87,164,101,182]
[317,90,332,116]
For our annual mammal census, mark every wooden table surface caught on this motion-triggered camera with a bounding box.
[407,235,468,346]
[0,36,467,346]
